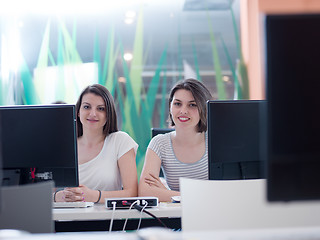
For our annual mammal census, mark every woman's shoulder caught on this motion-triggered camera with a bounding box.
[108,131,130,137]
[149,131,173,149]
[107,131,135,142]
[148,131,174,158]
[151,131,173,142]
[107,131,138,149]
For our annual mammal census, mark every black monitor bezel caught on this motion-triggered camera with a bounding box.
[0,104,79,187]
[207,100,265,180]
[265,14,320,202]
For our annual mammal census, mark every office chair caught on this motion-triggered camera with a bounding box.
[150,128,174,178]
[151,128,174,138]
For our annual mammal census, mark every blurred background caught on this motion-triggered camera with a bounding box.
[0,0,246,174]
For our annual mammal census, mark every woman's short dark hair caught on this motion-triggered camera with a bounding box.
[75,84,118,137]
[168,78,212,132]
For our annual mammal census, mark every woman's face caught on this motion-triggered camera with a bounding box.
[78,93,107,132]
[170,89,200,130]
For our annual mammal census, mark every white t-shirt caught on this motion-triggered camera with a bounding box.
[78,131,138,191]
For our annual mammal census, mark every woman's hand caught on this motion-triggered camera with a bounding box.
[62,185,99,202]
[144,173,167,190]
[62,186,85,202]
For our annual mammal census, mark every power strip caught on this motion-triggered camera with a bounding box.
[105,197,158,209]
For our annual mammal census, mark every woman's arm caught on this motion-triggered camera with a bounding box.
[56,148,138,203]
[138,148,180,202]
[116,148,138,197]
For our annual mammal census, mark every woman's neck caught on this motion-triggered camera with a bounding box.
[79,130,105,146]
[173,128,205,146]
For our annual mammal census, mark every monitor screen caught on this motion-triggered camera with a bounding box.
[265,14,320,201]
[207,100,265,180]
[0,105,79,187]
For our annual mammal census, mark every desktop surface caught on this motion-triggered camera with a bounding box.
[2,226,320,240]
[53,202,181,232]
[53,202,181,221]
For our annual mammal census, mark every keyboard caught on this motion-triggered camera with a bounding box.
[53,201,94,208]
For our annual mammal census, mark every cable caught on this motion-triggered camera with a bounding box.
[109,201,116,232]
[133,204,168,229]
[122,200,139,232]
[137,201,148,230]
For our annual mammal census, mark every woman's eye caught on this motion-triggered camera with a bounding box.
[98,107,105,111]
[173,102,181,106]
[190,103,197,107]
[83,105,90,109]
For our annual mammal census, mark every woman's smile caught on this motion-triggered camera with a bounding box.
[87,118,99,122]
[178,116,190,122]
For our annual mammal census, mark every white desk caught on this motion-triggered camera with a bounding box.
[53,202,181,232]
[53,202,181,221]
[2,226,320,240]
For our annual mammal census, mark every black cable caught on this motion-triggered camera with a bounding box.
[133,204,168,229]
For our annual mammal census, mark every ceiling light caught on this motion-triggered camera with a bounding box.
[125,10,136,18]
[124,18,134,24]
[118,77,126,83]
[223,76,230,82]
[123,53,133,61]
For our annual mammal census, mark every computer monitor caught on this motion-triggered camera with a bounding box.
[0,105,79,187]
[207,100,265,180]
[265,14,320,201]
